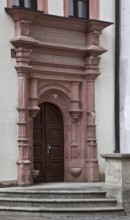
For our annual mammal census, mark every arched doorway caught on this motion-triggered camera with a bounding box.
[33,102,64,183]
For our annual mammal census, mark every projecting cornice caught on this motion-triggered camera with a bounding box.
[5,8,112,33]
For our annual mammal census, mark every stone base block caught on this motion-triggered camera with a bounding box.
[101,153,130,214]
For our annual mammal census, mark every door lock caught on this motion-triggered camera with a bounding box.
[47,144,52,154]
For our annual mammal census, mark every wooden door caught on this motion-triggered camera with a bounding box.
[33,102,64,183]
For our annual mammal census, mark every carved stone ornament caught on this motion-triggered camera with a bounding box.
[69,109,82,121]
[92,31,100,46]
[28,106,40,117]
[70,168,82,177]
[21,20,31,36]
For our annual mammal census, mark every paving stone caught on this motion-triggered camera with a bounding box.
[0,215,130,220]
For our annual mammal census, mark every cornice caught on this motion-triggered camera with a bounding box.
[5,8,112,33]
[11,39,107,57]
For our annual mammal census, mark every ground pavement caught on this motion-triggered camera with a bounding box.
[0,215,130,220]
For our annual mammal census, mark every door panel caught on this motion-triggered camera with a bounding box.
[33,102,64,183]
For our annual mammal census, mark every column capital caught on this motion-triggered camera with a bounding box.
[85,56,101,79]
[85,56,101,67]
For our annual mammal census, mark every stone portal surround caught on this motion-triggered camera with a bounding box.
[7,0,100,19]
[6,7,112,185]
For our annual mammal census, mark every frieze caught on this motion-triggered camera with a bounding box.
[31,46,86,58]
[30,53,85,67]
[27,72,84,82]
[34,17,87,32]
[32,65,85,75]
[29,26,86,46]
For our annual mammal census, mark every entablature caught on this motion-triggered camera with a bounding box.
[6,7,112,79]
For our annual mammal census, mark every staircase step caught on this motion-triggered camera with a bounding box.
[0,190,106,199]
[0,197,117,208]
[0,183,125,217]
[0,206,125,217]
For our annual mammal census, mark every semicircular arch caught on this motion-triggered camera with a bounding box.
[38,82,71,100]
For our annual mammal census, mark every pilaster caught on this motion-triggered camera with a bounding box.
[15,48,33,185]
[69,82,82,178]
[17,69,32,185]
[37,0,48,12]
[85,56,100,182]
[28,78,40,117]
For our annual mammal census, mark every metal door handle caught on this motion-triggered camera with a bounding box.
[47,144,52,154]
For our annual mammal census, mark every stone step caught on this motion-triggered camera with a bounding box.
[0,183,125,217]
[0,190,106,199]
[0,206,125,217]
[0,197,117,208]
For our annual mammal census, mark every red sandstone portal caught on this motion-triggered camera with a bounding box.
[6,8,112,185]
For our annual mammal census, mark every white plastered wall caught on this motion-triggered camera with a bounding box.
[48,0,64,16]
[96,0,115,177]
[0,0,18,183]
[120,0,130,153]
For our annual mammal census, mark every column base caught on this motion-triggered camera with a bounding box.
[17,160,32,186]
[86,161,99,182]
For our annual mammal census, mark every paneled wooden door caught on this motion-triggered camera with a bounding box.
[33,102,64,183]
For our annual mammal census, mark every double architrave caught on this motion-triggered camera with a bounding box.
[6,7,112,185]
